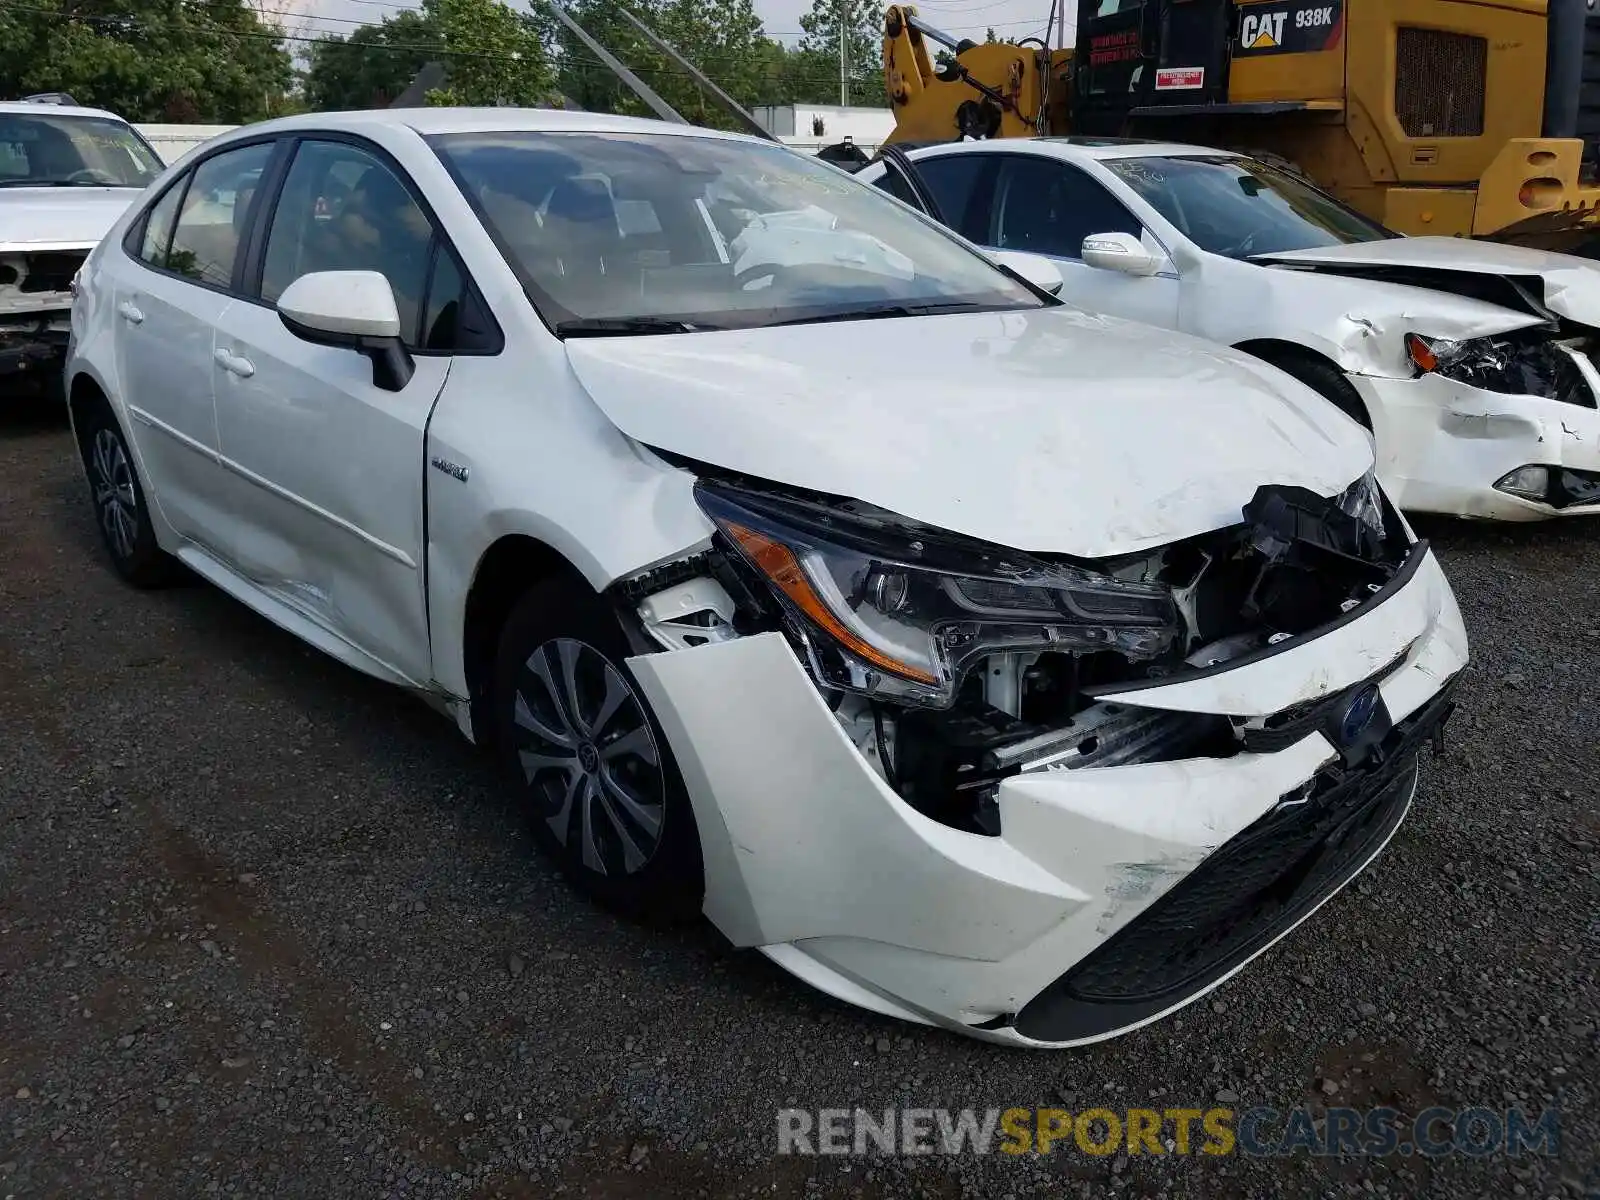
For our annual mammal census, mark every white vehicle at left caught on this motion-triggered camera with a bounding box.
[0,96,163,388]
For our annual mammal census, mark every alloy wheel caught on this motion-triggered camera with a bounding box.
[91,428,138,561]
[510,637,666,877]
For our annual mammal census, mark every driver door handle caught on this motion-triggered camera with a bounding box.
[117,301,144,325]
[214,348,255,378]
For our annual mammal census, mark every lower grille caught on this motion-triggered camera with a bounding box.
[1009,681,1456,1043]
[1394,27,1486,138]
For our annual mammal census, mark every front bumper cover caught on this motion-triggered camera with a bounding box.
[627,545,1467,1047]
[1355,368,1600,520]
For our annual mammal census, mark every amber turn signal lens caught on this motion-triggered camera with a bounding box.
[1405,333,1438,373]
[723,521,939,684]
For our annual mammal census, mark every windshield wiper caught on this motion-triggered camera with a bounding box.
[768,300,1003,327]
[555,316,712,337]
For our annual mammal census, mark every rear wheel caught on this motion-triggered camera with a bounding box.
[491,577,704,922]
[77,403,178,587]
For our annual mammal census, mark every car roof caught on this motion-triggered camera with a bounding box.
[202,107,760,148]
[902,136,1244,164]
[0,100,132,124]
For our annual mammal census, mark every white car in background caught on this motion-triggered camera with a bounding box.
[0,95,163,387]
[66,109,1464,1047]
[860,138,1600,520]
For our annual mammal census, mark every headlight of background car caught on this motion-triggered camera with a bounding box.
[1406,330,1590,406]
[695,482,1179,709]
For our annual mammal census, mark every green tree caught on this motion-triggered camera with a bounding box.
[0,0,294,122]
[305,0,552,112]
[535,0,774,131]
[304,10,436,111]
[796,0,884,106]
[423,0,553,107]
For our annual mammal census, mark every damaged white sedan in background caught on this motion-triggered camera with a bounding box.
[67,109,1466,1047]
[860,139,1600,520]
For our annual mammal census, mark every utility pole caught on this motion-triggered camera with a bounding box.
[840,0,849,107]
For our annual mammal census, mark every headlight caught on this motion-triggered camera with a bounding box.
[695,482,1180,708]
[1406,330,1591,406]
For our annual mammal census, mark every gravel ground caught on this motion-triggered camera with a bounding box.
[2,399,1597,1200]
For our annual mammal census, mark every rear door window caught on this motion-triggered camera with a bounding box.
[164,142,275,288]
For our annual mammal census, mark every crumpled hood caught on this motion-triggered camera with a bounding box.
[1254,237,1600,326]
[0,187,143,250]
[565,306,1374,558]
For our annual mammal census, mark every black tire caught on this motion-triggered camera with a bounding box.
[1252,348,1372,430]
[76,401,179,587]
[491,576,704,923]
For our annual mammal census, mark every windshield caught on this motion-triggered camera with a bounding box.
[0,112,163,189]
[1103,155,1396,259]
[430,131,1044,332]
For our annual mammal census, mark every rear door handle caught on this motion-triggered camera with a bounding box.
[117,301,144,325]
[213,348,255,378]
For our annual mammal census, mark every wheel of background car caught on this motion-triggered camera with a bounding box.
[77,404,178,587]
[491,576,704,923]
[1256,349,1372,431]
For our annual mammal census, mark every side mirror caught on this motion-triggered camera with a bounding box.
[991,249,1065,296]
[277,269,414,392]
[1080,232,1162,277]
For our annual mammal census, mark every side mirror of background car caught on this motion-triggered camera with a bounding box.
[991,249,1065,296]
[277,270,415,392]
[1080,232,1163,277]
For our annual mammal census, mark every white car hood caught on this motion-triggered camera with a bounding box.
[1254,237,1600,326]
[566,307,1374,558]
[0,187,143,251]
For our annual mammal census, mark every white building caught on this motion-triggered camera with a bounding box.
[135,124,237,165]
[752,105,897,155]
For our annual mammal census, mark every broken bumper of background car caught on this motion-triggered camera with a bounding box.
[627,547,1466,1048]
[0,311,71,380]
[1,245,87,383]
[1356,368,1600,520]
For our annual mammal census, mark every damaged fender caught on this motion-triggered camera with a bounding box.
[1168,239,1549,380]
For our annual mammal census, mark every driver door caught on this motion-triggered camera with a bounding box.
[208,138,458,686]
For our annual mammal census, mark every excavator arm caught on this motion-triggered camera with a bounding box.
[882,4,1069,144]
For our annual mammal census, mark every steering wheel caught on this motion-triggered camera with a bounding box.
[1230,230,1261,258]
[62,168,113,186]
[734,262,790,291]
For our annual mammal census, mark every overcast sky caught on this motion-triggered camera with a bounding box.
[280,0,1075,59]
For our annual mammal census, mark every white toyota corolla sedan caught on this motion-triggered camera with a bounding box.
[66,109,1466,1047]
[858,138,1600,521]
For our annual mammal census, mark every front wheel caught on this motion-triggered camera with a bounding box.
[1253,349,1372,431]
[491,577,704,923]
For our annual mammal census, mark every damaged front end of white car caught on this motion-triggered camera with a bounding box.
[612,458,1466,1047]
[1255,240,1600,520]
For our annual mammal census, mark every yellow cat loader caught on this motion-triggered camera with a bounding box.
[882,0,1600,248]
